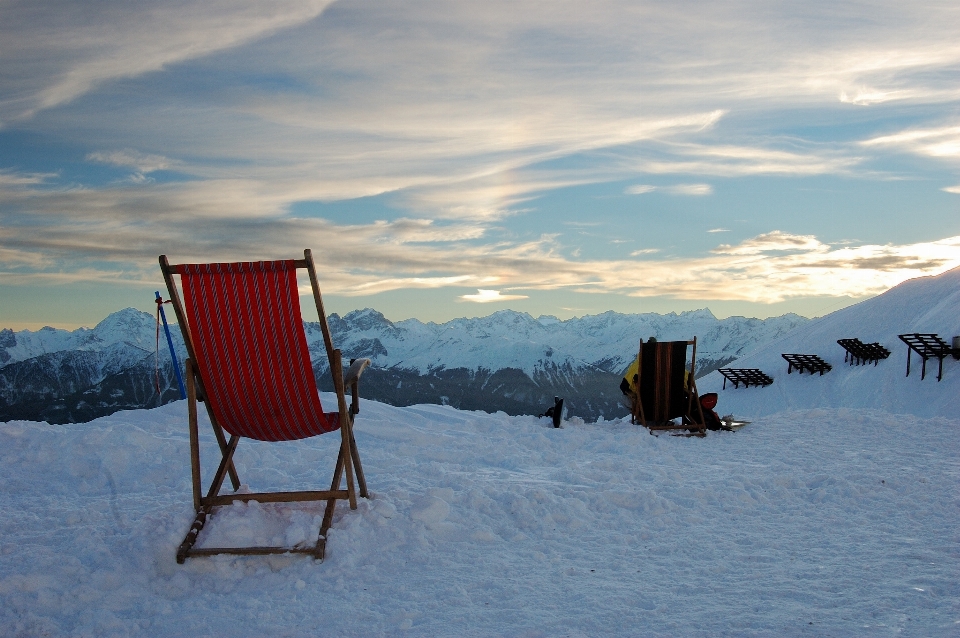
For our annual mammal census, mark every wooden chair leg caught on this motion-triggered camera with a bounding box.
[347,420,368,499]
[186,360,203,511]
[320,443,347,537]
[205,436,240,500]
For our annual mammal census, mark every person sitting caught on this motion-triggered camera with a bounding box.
[699,392,725,431]
[620,337,657,413]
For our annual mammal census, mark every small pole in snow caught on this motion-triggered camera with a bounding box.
[156,291,187,399]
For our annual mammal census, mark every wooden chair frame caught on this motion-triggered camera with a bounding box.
[160,249,369,563]
[631,338,706,436]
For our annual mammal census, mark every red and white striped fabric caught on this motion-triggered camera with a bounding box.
[175,260,339,441]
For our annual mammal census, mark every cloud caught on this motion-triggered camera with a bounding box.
[346,276,482,296]
[668,183,712,196]
[86,150,180,174]
[625,183,712,196]
[460,289,530,303]
[712,231,825,256]
[4,0,960,317]
[0,1,334,123]
[943,185,960,194]
[707,228,729,233]
[2,169,959,305]
[637,143,859,177]
[0,170,58,188]
[861,125,960,159]
[839,88,914,106]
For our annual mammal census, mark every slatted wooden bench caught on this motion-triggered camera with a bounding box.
[837,338,891,366]
[897,333,952,381]
[781,353,832,375]
[718,368,774,389]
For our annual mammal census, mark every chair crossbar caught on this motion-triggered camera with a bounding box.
[202,490,351,507]
[781,353,832,375]
[837,338,891,366]
[718,368,773,389]
[898,333,951,381]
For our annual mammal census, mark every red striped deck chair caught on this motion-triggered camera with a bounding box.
[160,249,370,563]
[631,338,706,436]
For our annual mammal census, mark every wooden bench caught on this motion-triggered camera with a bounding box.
[718,368,773,389]
[837,338,891,366]
[781,353,832,375]
[897,333,951,381]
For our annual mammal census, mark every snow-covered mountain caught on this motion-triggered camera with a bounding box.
[1,306,807,423]
[319,307,805,377]
[0,309,185,423]
[311,308,806,421]
[699,265,960,418]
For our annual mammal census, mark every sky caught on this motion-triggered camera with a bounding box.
[1,0,959,330]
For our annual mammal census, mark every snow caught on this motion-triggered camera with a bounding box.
[699,266,960,418]
[4,269,960,635]
[2,395,958,636]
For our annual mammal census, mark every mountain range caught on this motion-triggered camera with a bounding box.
[1,305,808,424]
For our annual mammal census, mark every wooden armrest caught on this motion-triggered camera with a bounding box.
[344,358,371,387]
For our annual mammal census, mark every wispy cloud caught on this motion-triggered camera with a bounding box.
[0,170,58,188]
[637,143,859,177]
[0,1,334,124]
[943,185,960,194]
[669,183,712,196]
[839,88,915,106]
[460,289,530,303]
[625,183,712,196]
[86,150,180,174]
[707,228,729,233]
[862,124,960,159]
[712,231,824,256]
[3,0,960,322]
[3,168,956,305]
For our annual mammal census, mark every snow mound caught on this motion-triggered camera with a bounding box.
[699,266,960,418]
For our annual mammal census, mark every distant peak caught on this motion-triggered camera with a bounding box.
[94,308,154,327]
[679,308,717,320]
[344,308,394,330]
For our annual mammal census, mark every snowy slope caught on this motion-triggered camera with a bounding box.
[1,398,957,636]
[699,266,960,419]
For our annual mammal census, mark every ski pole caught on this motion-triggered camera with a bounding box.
[156,291,187,399]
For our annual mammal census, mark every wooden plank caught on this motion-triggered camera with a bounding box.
[184,545,321,558]
[201,489,350,507]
